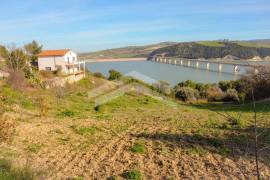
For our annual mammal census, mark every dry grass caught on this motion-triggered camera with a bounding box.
[0,76,269,179]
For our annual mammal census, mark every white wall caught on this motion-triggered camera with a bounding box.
[64,51,77,63]
[38,56,65,71]
[38,50,78,74]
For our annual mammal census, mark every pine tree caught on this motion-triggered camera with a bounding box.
[24,40,42,64]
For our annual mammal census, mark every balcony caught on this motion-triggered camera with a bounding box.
[65,61,85,66]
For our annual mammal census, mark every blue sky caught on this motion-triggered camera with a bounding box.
[0,0,269,52]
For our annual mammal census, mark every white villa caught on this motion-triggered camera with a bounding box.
[38,49,85,75]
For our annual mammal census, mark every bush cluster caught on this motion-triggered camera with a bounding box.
[108,69,122,80]
[173,80,243,103]
[175,87,200,101]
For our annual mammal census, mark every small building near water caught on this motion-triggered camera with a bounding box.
[38,49,85,75]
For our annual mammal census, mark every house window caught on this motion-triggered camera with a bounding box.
[72,57,75,61]
[45,67,51,71]
[67,57,70,63]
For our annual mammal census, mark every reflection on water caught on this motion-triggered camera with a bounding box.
[86,61,241,86]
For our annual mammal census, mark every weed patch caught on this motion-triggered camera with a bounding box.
[21,99,34,110]
[122,170,143,180]
[185,145,208,156]
[70,125,99,136]
[0,159,35,180]
[131,141,145,154]
[217,147,231,156]
[26,143,42,154]
[58,110,76,117]
[58,137,70,145]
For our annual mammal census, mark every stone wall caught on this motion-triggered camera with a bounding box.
[44,73,85,88]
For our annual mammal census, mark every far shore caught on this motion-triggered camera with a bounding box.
[84,57,147,62]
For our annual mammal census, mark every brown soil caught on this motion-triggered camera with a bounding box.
[1,107,269,179]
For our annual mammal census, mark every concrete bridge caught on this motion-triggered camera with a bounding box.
[150,57,260,74]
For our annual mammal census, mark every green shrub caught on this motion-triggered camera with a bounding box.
[223,89,239,102]
[175,87,200,101]
[218,81,234,91]
[108,69,122,80]
[123,170,142,180]
[230,118,246,128]
[176,80,197,89]
[238,92,246,103]
[174,80,210,99]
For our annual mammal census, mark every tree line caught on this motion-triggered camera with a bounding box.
[149,42,270,59]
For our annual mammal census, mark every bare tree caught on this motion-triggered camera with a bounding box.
[4,46,28,72]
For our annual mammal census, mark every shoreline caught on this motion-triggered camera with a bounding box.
[85,58,147,62]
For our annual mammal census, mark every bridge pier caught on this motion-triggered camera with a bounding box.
[206,63,210,70]
[218,64,223,72]
[187,60,191,67]
[233,65,239,74]
[196,62,199,69]
[151,58,255,75]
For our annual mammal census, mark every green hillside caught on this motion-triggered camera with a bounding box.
[79,40,270,60]
[149,41,270,59]
[79,42,177,59]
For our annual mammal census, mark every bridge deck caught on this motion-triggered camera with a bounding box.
[154,58,262,67]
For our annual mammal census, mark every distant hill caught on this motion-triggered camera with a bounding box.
[235,39,270,48]
[149,41,270,60]
[79,39,270,60]
[78,42,178,59]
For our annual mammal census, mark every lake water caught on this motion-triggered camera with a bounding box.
[86,61,242,86]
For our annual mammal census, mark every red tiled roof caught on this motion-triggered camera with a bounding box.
[38,49,70,57]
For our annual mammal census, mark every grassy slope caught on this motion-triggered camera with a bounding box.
[196,41,225,47]
[197,40,270,48]
[0,77,270,179]
[235,41,270,48]
[78,42,177,59]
